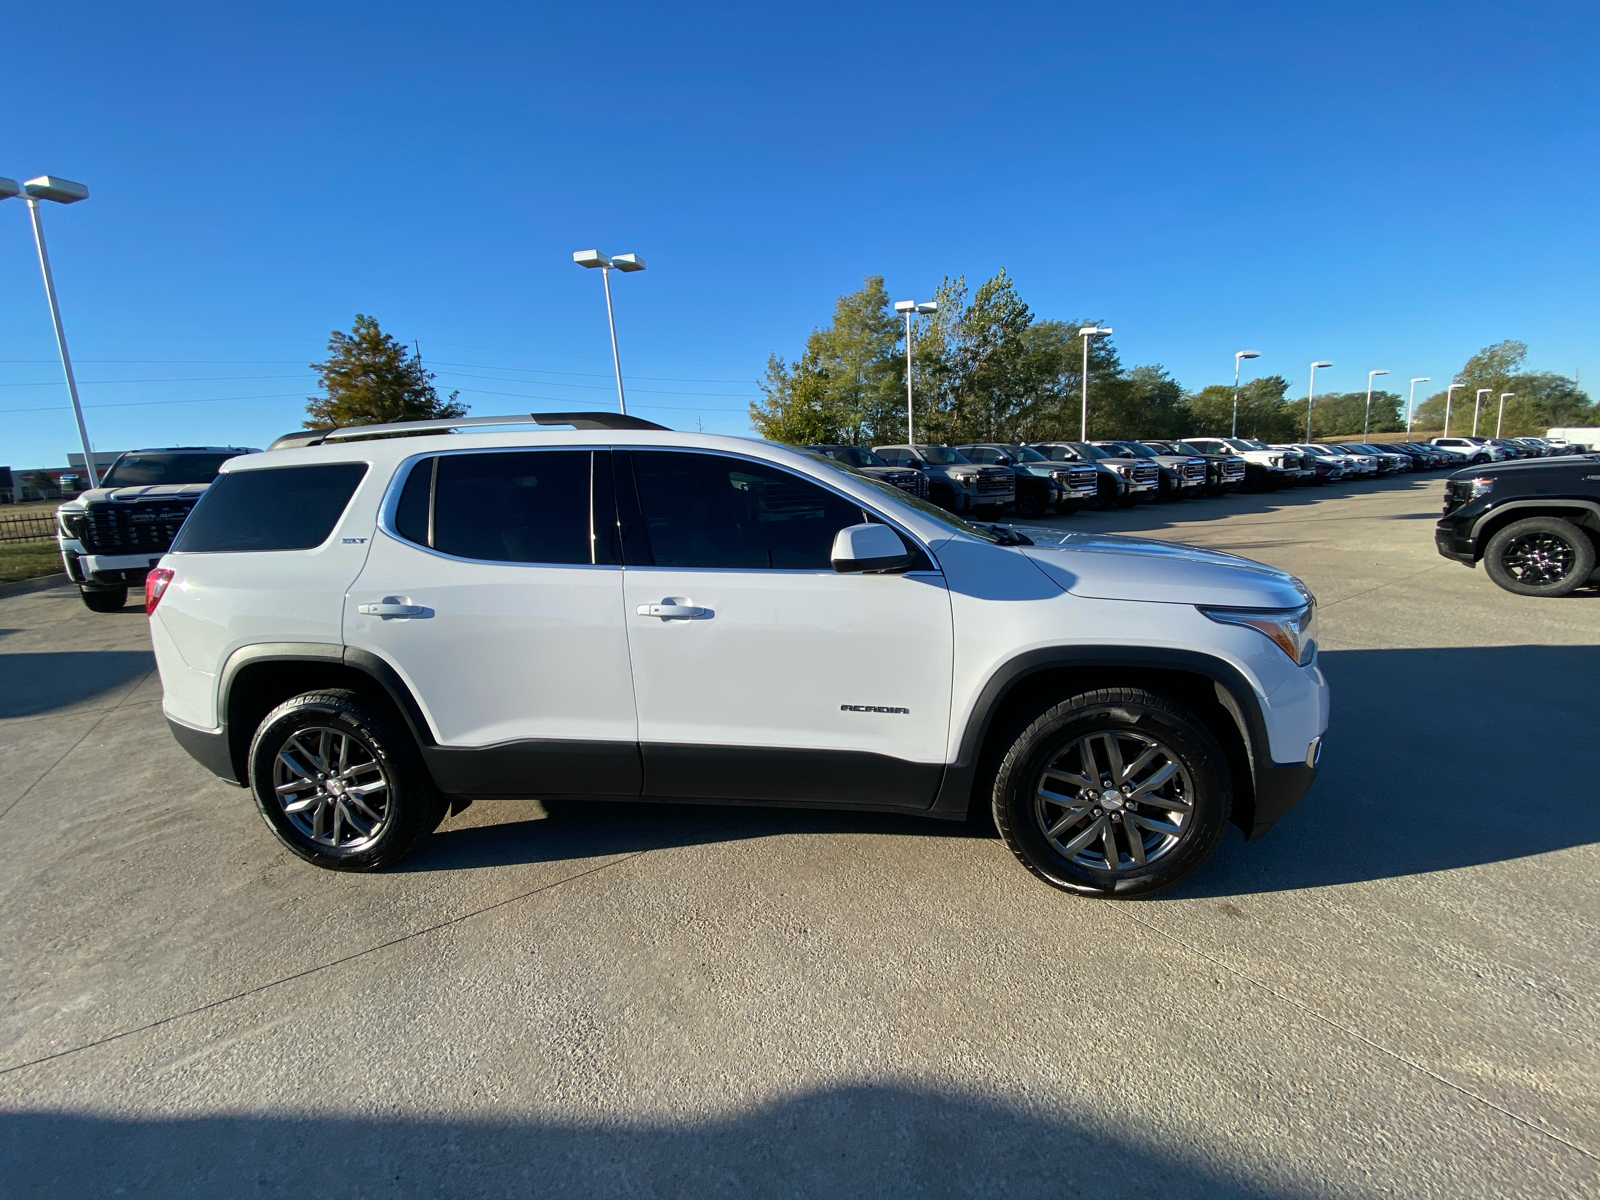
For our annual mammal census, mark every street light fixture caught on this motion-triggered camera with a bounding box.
[2,174,98,485]
[1473,388,1491,437]
[1363,369,1389,439]
[894,300,938,445]
[573,249,646,415]
[1496,392,1514,439]
[1079,326,1113,440]
[1406,378,1430,435]
[1305,361,1333,443]
[1232,351,1261,438]
[1443,382,1466,435]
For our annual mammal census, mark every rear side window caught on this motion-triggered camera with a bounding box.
[627,451,865,570]
[398,450,593,565]
[173,463,368,553]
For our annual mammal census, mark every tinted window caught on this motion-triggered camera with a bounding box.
[102,452,243,488]
[424,451,592,564]
[394,457,433,545]
[920,446,968,465]
[629,452,865,569]
[875,448,913,466]
[173,463,368,553]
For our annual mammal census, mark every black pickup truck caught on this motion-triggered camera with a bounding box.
[1435,453,1600,596]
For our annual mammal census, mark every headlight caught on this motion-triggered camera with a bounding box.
[1198,601,1318,666]
[953,472,977,483]
[59,511,87,540]
[1116,465,1132,477]
[1468,477,1494,498]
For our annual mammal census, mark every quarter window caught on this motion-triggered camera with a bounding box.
[627,452,865,570]
[172,463,368,553]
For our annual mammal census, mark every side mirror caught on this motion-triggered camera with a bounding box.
[831,523,911,574]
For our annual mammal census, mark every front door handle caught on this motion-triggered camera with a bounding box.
[359,602,428,617]
[636,603,707,619]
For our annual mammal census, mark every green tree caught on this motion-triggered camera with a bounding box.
[1091,365,1191,440]
[1280,390,1403,439]
[1184,376,1297,441]
[305,314,466,429]
[1410,340,1595,435]
[751,277,903,445]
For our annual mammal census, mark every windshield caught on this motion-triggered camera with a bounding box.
[918,446,969,465]
[101,452,241,488]
[1119,442,1160,458]
[1171,442,1209,456]
[820,446,888,468]
[1221,439,1256,452]
[1012,446,1048,462]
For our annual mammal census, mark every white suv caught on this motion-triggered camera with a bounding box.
[147,413,1329,899]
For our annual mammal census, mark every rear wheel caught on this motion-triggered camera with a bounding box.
[248,689,446,871]
[80,586,127,612]
[991,688,1231,899]
[1482,517,1595,597]
[1015,485,1046,519]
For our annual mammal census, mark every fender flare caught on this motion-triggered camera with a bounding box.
[1469,498,1600,544]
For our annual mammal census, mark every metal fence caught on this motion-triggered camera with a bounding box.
[0,514,57,545]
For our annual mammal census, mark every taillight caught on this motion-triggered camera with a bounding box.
[145,568,175,615]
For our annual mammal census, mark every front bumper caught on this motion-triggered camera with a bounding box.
[1434,522,1476,564]
[1247,760,1319,839]
[59,541,163,587]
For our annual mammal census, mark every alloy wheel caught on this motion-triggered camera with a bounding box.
[272,725,392,851]
[1500,532,1577,587]
[1033,730,1195,872]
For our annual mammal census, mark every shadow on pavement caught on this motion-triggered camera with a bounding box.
[0,1087,1304,1199]
[1175,644,1600,897]
[0,651,153,719]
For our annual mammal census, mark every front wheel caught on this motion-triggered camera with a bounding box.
[1015,486,1046,519]
[1482,517,1596,597]
[991,688,1232,899]
[80,586,128,612]
[248,690,447,871]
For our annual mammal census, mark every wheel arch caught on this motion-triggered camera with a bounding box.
[217,644,436,787]
[1470,500,1600,559]
[931,647,1271,836]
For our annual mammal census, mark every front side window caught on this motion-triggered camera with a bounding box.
[626,452,867,570]
[395,450,593,564]
[919,446,969,465]
[173,463,368,553]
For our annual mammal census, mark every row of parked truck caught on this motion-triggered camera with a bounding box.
[807,434,1587,518]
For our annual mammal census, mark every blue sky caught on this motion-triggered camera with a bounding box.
[3,1,1596,467]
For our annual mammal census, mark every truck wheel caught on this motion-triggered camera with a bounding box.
[1482,517,1596,597]
[929,482,957,512]
[1015,487,1046,519]
[991,688,1231,899]
[248,690,447,871]
[80,586,128,612]
[1089,477,1118,510]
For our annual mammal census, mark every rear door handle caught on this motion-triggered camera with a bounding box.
[636,604,707,618]
[359,602,428,617]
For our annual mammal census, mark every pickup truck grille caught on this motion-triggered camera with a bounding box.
[1223,459,1246,479]
[1441,479,1471,516]
[1056,467,1098,491]
[886,472,929,499]
[81,499,196,555]
[1180,460,1206,482]
[1130,464,1159,485]
[975,470,1014,495]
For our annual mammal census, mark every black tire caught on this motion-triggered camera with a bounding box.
[929,482,957,512]
[1015,485,1046,519]
[1089,476,1118,511]
[1482,516,1596,598]
[80,586,128,612]
[991,688,1232,899]
[248,689,447,871]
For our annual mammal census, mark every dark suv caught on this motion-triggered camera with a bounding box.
[1435,454,1600,596]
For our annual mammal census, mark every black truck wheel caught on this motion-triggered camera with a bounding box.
[1482,517,1596,597]
[80,586,128,612]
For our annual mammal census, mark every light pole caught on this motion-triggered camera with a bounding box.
[894,299,937,445]
[1363,369,1389,439]
[1443,382,1465,435]
[1472,388,1491,437]
[1232,350,1261,438]
[1305,361,1333,443]
[573,249,646,414]
[1079,326,1113,440]
[1406,377,1429,435]
[2,175,98,486]
[1496,392,1513,439]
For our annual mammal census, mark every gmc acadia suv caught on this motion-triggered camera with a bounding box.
[148,413,1329,899]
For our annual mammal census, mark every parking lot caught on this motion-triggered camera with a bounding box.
[2,472,1596,1197]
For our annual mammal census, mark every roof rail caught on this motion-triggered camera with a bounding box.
[267,411,670,451]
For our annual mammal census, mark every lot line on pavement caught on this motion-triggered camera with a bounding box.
[1115,907,1599,1164]
[0,819,731,1080]
[0,665,155,826]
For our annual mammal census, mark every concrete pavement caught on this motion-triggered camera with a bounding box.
[1,474,1595,1197]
